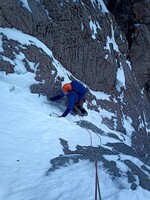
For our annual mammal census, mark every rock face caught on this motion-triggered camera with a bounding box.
[0,0,150,164]
[130,1,150,102]
[105,0,150,102]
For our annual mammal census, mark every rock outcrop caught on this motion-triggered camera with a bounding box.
[105,0,150,103]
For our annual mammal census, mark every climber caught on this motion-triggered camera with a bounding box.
[49,81,88,117]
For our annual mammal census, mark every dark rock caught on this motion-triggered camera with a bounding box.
[46,137,150,191]
[125,160,150,191]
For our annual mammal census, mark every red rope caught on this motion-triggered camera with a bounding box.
[78,116,102,200]
[95,159,98,200]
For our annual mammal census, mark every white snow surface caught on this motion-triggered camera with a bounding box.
[116,63,126,92]
[91,0,108,13]
[0,27,150,200]
[19,0,32,12]
[89,16,101,40]
[104,23,120,53]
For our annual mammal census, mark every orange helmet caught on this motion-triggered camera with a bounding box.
[62,83,72,92]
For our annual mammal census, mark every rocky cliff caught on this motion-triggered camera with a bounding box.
[105,0,150,102]
[0,0,150,164]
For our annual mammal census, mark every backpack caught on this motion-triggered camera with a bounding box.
[71,81,87,95]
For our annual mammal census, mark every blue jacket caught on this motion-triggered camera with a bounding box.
[50,81,87,117]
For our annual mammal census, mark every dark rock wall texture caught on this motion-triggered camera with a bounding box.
[105,0,150,102]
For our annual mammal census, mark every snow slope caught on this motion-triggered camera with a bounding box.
[0,28,150,200]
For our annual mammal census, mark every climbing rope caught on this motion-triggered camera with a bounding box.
[78,115,102,200]
[50,112,102,199]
